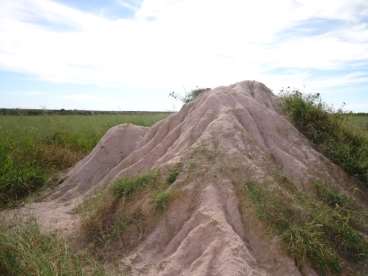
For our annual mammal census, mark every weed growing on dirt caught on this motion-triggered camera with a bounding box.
[154,191,171,212]
[245,181,368,274]
[112,172,159,198]
[80,168,178,260]
[166,166,181,184]
[0,219,105,276]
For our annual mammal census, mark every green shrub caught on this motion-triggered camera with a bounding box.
[166,167,180,184]
[184,88,210,103]
[169,88,210,103]
[0,220,105,276]
[281,91,368,186]
[245,182,368,274]
[154,191,171,211]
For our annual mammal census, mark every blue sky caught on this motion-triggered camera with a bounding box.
[0,0,367,111]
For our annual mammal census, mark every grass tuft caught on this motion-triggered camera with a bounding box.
[154,191,171,212]
[313,182,352,208]
[0,219,105,276]
[245,181,368,274]
[81,169,177,260]
[112,172,159,198]
[166,166,180,185]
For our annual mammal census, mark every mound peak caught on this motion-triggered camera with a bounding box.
[18,80,357,275]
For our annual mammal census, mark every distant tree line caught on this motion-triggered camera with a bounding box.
[0,108,172,116]
[347,112,368,116]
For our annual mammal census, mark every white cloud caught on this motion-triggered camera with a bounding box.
[0,0,367,96]
[116,0,141,11]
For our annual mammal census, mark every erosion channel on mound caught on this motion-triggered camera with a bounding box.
[9,80,365,276]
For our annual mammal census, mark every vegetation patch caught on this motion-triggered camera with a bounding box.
[166,165,181,185]
[112,172,159,198]
[183,88,210,103]
[169,88,210,103]
[0,219,105,276]
[281,91,368,187]
[346,114,368,133]
[244,181,368,275]
[80,169,177,260]
[154,191,172,212]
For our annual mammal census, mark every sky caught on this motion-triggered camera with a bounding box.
[0,0,367,112]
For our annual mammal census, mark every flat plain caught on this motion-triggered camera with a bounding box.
[0,113,169,206]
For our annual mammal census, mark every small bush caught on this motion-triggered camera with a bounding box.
[169,88,210,103]
[166,167,180,184]
[281,91,368,186]
[0,220,105,276]
[154,191,171,212]
[184,88,210,103]
[245,182,368,274]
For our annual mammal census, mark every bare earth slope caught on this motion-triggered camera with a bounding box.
[14,80,357,275]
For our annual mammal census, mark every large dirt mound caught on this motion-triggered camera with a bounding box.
[14,81,357,275]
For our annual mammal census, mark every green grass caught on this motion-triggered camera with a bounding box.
[112,171,160,198]
[0,219,105,276]
[281,91,368,187]
[0,113,168,207]
[166,166,180,184]
[345,115,368,134]
[80,169,178,259]
[154,191,171,212]
[245,181,368,275]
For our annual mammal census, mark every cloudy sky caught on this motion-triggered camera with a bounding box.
[0,0,367,111]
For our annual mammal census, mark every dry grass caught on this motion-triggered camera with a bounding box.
[0,219,106,276]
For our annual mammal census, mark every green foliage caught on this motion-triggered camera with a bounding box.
[245,182,368,274]
[154,191,171,212]
[183,88,210,103]
[0,113,167,207]
[0,220,105,276]
[166,167,180,184]
[281,91,368,186]
[345,114,368,133]
[169,88,210,103]
[81,170,174,258]
[313,182,352,208]
[0,150,46,205]
[112,172,159,198]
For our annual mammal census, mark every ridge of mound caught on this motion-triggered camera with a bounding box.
[13,80,366,275]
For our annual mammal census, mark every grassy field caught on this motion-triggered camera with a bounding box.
[346,115,368,133]
[0,113,169,207]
